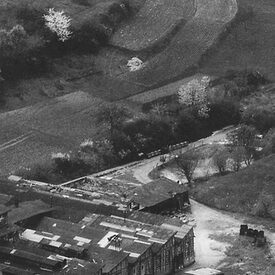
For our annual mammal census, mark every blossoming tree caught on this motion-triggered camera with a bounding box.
[178,76,211,117]
[43,8,72,42]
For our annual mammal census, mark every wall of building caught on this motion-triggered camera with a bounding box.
[107,258,128,275]
[174,229,195,271]
[153,237,175,275]
[129,248,153,275]
[142,192,190,214]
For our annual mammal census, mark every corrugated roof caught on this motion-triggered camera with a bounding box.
[8,200,55,224]
[88,245,128,273]
[37,217,107,246]
[128,211,183,227]
[36,217,129,273]
[128,178,187,207]
[62,258,103,275]
[87,215,175,244]
[0,246,64,269]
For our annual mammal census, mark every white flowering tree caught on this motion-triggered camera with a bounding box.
[43,8,72,42]
[178,76,210,117]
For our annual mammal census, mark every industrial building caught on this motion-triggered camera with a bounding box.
[0,192,195,275]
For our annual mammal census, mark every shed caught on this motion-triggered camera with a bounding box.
[128,178,189,213]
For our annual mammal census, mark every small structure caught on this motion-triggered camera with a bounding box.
[127,57,144,71]
[128,178,190,213]
[8,200,56,227]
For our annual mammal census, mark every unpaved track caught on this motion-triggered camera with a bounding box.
[130,128,275,271]
[0,132,35,152]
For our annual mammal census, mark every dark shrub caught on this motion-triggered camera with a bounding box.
[16,4,45,35]
[174,108,202,142]
[123,117,174,153]
[71,0,91,6]
[242,107,275,133]
[208,100,241,130]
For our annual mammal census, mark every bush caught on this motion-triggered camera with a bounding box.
[0,25,27,59]
[0,25,49,79]
[242,107,275,134]
[16,4,45,35]
[71,0,91,6]
[212,69,270,99]
[123,116,174,153]
[208,100,241,130]
[174,108,203,142]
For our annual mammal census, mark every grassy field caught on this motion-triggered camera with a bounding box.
[2,0,275,110]
[191,154,275,220]
[113,0,238,88]
[0,91,108,175]
[111,0,196,51]
[241,83,275,111]
[124,74,204,104]
[201,0,275,81]
[0,0,121,28]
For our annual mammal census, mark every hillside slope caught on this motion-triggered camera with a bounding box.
[113,0,238,87]
[111,0,196,51]
[192,154,275,219]
[201,0,275,80]
[0,91,106,175]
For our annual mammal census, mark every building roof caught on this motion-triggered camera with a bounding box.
[36,217,128,273]
[0,241,102,275]
[0,264,35,275]
[88,214,175,244]
[88,245,128,273]
[37,216,170,268]
[0,246,65,271]
[128,210,183,227]
[61,258,103,275]
[8,200,55,224]
[128,211,192,237]
[0,193,14,205]
[36,217,107,246]
[128,178,187,208]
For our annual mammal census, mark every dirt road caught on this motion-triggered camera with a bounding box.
[133,127,232,183]
[130,128,275,274]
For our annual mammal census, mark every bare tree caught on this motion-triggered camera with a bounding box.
[213,148,229,175]
[176,151,199,185]
[227,125,257,166]
[95,103,131,136]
